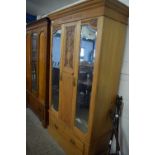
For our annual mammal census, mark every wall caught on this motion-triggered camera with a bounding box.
[117,1,129,155]
[117,26,129,155]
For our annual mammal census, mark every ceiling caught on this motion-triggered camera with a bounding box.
[26,0,81,16]
[26,0,129,17]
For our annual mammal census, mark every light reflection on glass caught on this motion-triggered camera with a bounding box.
[51,29,61,111]
[75,23,97,133]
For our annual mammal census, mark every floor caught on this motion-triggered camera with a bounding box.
[26,108,65,155]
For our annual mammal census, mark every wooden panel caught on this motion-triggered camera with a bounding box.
[61,130,84,152]
[38,32,46,105]
[49,115,84,151]
[52,6,104,25]
[48,125,83,155]
[91,17,127,142]
[59,22,79,128]
[49,112,66,132]
[60,72,74,128]
[52,5,128,25]
[48,0,128,24]
[27,91,43,121]
[26,18,50,128]
[26,33,31,91]
[64,26,74,69]
[27,17,50,31]
[62,23,76,74]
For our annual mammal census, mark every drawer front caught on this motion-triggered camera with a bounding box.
[49,115,65,132]
[48,125,83,155]
[49,115,84,151]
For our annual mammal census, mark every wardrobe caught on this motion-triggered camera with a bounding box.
[48,0,128,155]
[26,18,50,127]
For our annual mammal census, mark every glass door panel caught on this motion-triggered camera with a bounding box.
[75,20,97,133]
[31,33,38,92]
[51,29,61,111]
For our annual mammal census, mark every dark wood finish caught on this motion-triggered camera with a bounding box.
[26,17,50,127]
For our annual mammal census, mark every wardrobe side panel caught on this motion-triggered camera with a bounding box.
[91,16,127,144]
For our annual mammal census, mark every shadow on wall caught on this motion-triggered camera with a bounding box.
[120,119,129,155]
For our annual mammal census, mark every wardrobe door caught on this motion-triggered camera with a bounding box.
[74,19,98,134]
[60,22,80,128]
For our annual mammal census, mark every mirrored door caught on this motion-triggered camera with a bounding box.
[51,28,61,111]
[74,20,97,133]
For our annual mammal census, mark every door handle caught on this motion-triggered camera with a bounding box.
[73,77,76,87]
[70,139,76,145]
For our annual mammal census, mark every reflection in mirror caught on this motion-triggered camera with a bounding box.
[51,29,61,111]
[31,33,38,92]
[75,22,97,133]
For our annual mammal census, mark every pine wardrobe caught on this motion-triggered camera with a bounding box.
[48,0,128,154]
[26,18,50,127]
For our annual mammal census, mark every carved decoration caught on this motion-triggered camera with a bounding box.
[64,25,75,69]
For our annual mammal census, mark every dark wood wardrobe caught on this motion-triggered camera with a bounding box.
[26,17,50,127]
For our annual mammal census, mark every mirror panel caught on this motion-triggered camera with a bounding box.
[75,21,97,133]
[31,33,38,92]
[51,29,61,111]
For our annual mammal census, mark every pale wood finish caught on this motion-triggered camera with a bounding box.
[59,22,79,128]
[48,0,128,25]
[60,72,74,128]
[88,17,127,155]
[92,17,127,140]
[49,114,84,151]
[48,0,128,154]
[48,125,83,155]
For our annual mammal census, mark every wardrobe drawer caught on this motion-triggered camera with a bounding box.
[49,115,66,132]
[49,116,84,151]
[61,129,84,152]
[48,125,83,155]
[49,115,84,150]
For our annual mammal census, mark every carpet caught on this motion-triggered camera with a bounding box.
[26,108,65,155]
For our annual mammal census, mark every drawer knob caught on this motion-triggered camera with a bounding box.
[54,124,58,130]
[70,139,76,145]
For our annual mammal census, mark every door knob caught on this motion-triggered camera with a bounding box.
[73,77,76,87]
